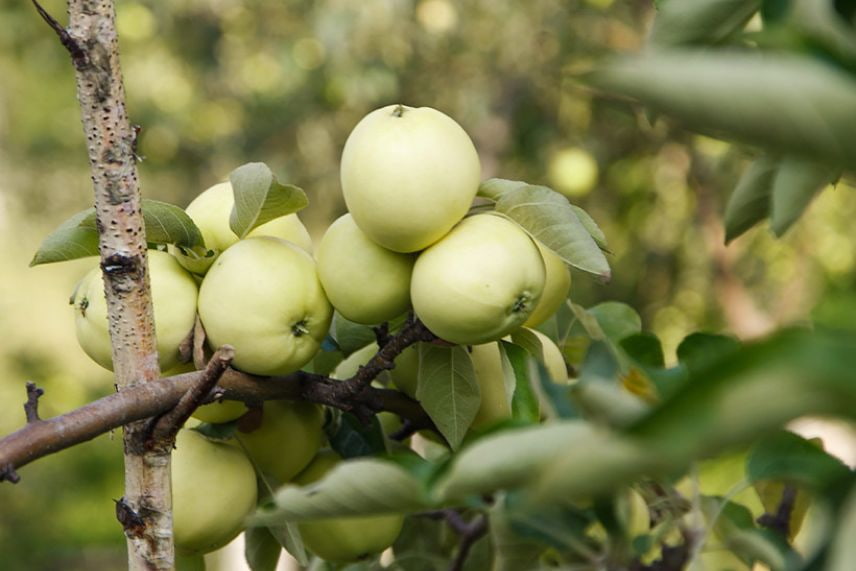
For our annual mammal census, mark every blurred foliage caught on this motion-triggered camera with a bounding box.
[1,0,855,568]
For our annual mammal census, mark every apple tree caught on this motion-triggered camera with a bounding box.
[0,1,854,570]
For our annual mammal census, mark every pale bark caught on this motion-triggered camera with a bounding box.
[64,0,172,567]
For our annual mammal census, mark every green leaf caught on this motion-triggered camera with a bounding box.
[254,458,428,522]
[490,494,554,571]
[228,162,308,239]
[725,155,778,243]
[265,523,309,567]
[570,205,609,251]
[140,199,206,249]
[769,157,838,236]
[326,413,387,459]
[435,422,639,502]
[30,212,100,266]
[31,200,207,266]
[827,488,856,571]
[587,301,642,342]
[747,431,853,495]
[477,178,527,201]
[493,185,611,280]
[788,0,856,72]
[586,52,856,167]
[416,345,481,449]
[244,525,283,571]
[676,332,741,373]
[330,313,378,356]
[650,0,761,47]
[761,0,791,23]
[620,333,665,368]
[391,516,451,571]
[500,342,541,424]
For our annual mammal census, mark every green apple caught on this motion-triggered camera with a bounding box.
[548,147,599,198]
[71,250,198,372]
[511,328,568,384]
[172,428,257,556]
[294,450,404,562]
[411,214,546,345]
[172,181,313,275]
[331,342,379,380]
[524,242,571,328]
[340,104,481,253]
[470,342,512,430]
[197,236,333,376]
[316,214,415,324]
[235,400,324,485]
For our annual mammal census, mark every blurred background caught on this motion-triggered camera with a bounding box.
[1,0,855,568]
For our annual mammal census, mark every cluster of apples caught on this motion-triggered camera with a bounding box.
[68,104,573,562]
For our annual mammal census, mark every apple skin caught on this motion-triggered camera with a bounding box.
[173,181,313,275]
[197,236,333,376]
[511,328,568,384]
[172,428,258,556]
[524,242,571,328]
[340,104,481,253]
[316,214,415,324]
[71,250,198,372]
[411,214,546,345]
[294,450,404,562]
[470,342,513,430]
[235,400,325,485]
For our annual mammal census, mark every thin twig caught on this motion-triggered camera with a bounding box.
[24,382,44,423]
[756,484,798,538]
[147,346,235,446]
[29,0,88,66]
[192,316,208,370]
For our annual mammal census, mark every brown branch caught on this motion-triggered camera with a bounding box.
[147,346,235,447]
[756,484,798,538]
[0,367,434,482]
[24,382,44,423]
[420,510,488,571]
[342,317,436,399]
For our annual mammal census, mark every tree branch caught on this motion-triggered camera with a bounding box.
[24,382,45,423]
[146,346,235,447]
[756,484,798,538]
[0,365,435,483]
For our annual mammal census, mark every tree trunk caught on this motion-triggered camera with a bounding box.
[66,0,173,567]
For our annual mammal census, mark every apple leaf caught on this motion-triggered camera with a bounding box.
[500,341,540,424]
[31,199,207,266]
[266,523,309,567]
[746,431,852,496]
[828,489,856,571]
[477,178,527,201]
[649,0,761,47]
[253,458,429,522]
[620,333,665,368]
[493,184,611,280]
[587,301,642,342]
[326,412,387,459]
[570,204,609,251]
[586,52,856,167]
[724,155,778,243]
[229,162,308,239]
[30,209,100,266]
[434,422,606,502]
[329,313,377,356]
[769,157,838,237]
[244,525,284,571]
[416,344,481,450]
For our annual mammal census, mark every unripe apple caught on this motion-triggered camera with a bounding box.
[197,236,333,376]
[511,328,568,384]
[331,342,379,380]
[316,214,415,324]
[294,450,404,562]
[235,400,324,485]
[71,250,198,372]
[172,181,313,275]
[470,342,512,430]
[340,104,481,253]
[524,242,571,328]
[411,214,546,345]
[172,428,257,556]
[548,147,599,198]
